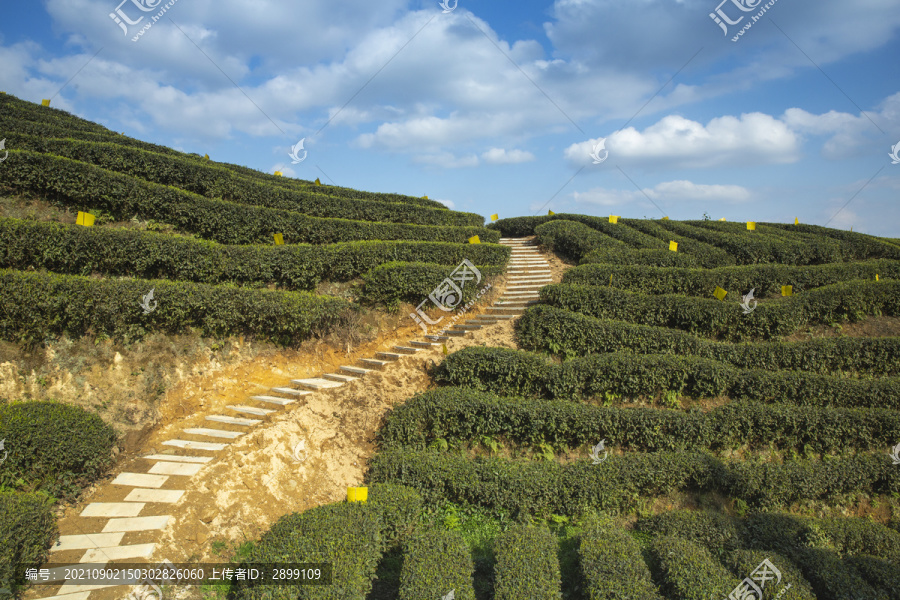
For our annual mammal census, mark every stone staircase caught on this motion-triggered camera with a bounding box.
[30,236,551,600]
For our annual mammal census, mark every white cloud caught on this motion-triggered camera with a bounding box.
[565,113,801,169]
[480,147,535,164]
[572,179,752,208]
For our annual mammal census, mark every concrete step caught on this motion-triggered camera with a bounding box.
[340,365,373,375]
[111,473,168,488]
[41,592,92,600]
[148,461,204,476]
[161,439,228,452]
[359,358,390,368]
[506,284,547,290]
[409,341,440,348]
[508,276,552,282]
[228,404,275,416]
[207,415,260,426]
[375,352,403,360]
[183,427,244,440]
[142,454,213,463]
[81,503,144,518]
[251,395,296,406]
[451,324,482,330]
[322,373,358,383]
[51,533,125,552]
[291,378,344,390]
[392,346,420,353]
[101,515,170,533]
[124,488,185,503]
[80,543,157,562]
[271,387,312,397]
[424,335,451,341]
[440,330,468,337]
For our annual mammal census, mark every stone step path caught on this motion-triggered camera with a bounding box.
[33,235,556,600]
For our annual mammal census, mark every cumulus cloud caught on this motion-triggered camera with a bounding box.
[566,113,802,169]
[572,180,752,208]
[480,148,535,164]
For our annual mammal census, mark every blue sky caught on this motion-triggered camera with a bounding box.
[1,0,899,235]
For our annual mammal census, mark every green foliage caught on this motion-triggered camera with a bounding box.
[0,268,354,347]
[635,510,746,555]
[649,535,739,600]
[238,503,383,600]
[844,554,900,599]
[0,217,509,291]
[360,261,501,305]
[516,304,900,376]
[492,523,562,600]
[376,387,900,456]
[434,346,900,410]
[538,278,900,341]
[579,514,663,600]
[0,491,57,598]
[0,401,118,498]
[0,150,499,246]
[721,549,816,600]
[397,526,475,600]
[6,133,483,227]
[366,483,425,549]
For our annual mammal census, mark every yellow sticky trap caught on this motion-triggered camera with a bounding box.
[713,286,727,301]
[204,154,209,160]
[274,171,283,177]
[794,217,799,225]
[662,216,669,220]
[491,214,499,221]
[609,274,613,286]
[468,235,480,244]
[781,285,793,297]
[609,215,619,224]
[876,274,880,282]
[76,211,95,227]
[719,218,726,221]
[273,233,284,245]
[548,210,555,216]
[423,195,428,200]
[314,178,321,186]
[347,487,368,503]
[41,99,50,107]
[669,241,678,252]
[747,222,756,231]
[442,344,448,355]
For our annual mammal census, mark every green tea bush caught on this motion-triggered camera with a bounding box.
[398,526,475,600]
[0,491,57,598]
[366,483,424,548]
[0,269,354,347]
[649,535,739,600]
[0,401,118,498]
[721,549,816,600]
[492,523,562,600]
[238,503,383,600]
[360,261,501,306]
[579,514,663,600]
[516,305,900,376]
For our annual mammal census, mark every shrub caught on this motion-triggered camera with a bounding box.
[398,526,475,600]
[844,555,900,599]
[516,304,900,376]
[635,510,745,555]
[649,535,739,600]
[0,150,499,246]
[360,261,501,306]
[0,269,354,348]
[238,502,383,600]
[721,549,816,600]
[0,491,57,598]
[579,514,663,600]
[0,401,118,498]
[366,483,424,548]
[492,523,562,600]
